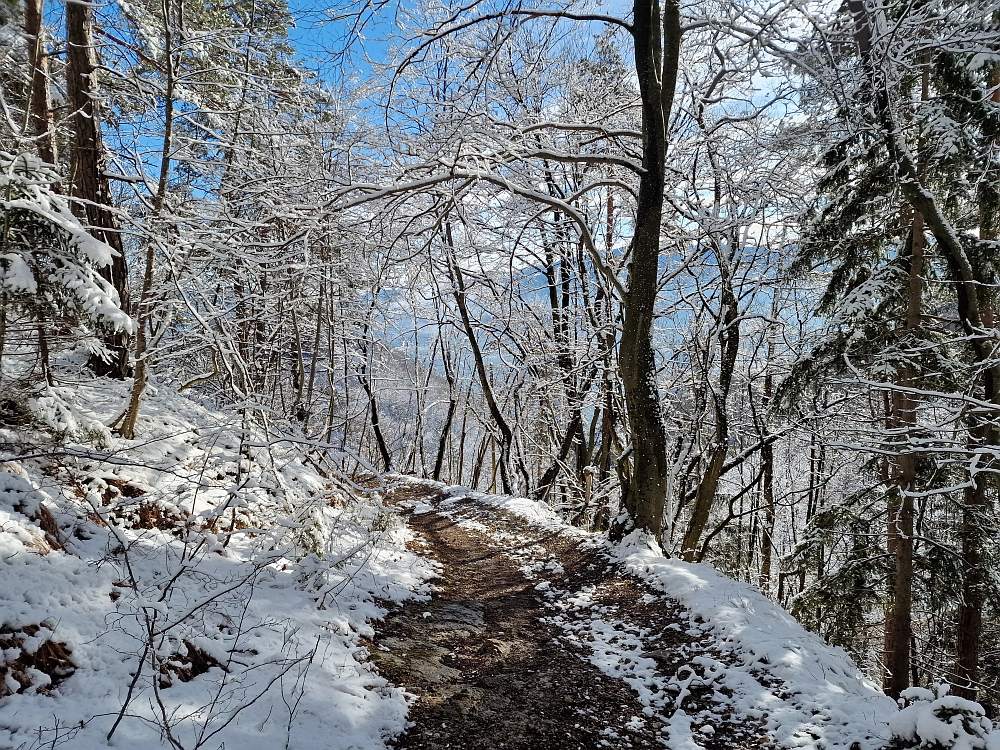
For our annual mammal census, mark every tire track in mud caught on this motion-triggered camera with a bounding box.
[371,483,770,750]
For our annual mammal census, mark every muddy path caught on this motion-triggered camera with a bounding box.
[370,482,770,750]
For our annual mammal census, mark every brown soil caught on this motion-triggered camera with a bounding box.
[372,483,770,750]
[158,639,226,688]
[0,624,75,697]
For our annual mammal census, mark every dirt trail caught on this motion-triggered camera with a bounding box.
[371,483,768,750]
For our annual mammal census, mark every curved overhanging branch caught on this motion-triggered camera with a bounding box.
[332,168,626,298]
[847,0,1000,403]
[389,5,632,111]
[507,148,643,174]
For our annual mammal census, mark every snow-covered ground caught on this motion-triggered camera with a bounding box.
[3,364,997,750]
[604,530,894,750]
[0,373,438,750]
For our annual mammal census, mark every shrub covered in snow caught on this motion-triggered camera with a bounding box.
[889,684,1000,750]
[0,151,133,382]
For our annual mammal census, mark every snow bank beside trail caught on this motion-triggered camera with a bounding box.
[432,482,587,537]
[0,381,439,750]
[609,530,897,750]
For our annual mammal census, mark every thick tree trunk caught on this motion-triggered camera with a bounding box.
[24,0,57,169]
[954,458,987,700]
[612,0,681,540]
[24,0,59,388]
[885,405,916,698]
[880,215,923,698]
[883,215,922,699]
[954,73,1000,697]
[849,0,998,700]
[65,0,131,377]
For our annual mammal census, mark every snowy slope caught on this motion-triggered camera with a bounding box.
[0,375,438,750]
[607,530,895,749]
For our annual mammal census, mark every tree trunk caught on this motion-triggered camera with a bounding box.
[756,289,781,590]
[954,457,987,700]
[24,0,57,169]
[883,214,922,699]
[364,384,392,472]
[534,412,583,501]
[680,251,739,560]
[444,223,516,495]
[885,413,915,698]
[533,223,582,501]
[118,1,175,438]
[456,379,474,483]
[304,280,325,422]
[758,385,776,594]
[535,366,598,502]
[37,319,52,386]
[354,299,392,472]
[612,0,681,540]
[66,0,131,377]
[758,435,776,587]
[432,343,457,482]
[849,0,998,700]
[953,71,1000,698]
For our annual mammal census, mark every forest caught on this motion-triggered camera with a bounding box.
[1,0,1000,745]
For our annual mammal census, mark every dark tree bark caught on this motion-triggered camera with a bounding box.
[953,71,1000,698]
[612,0,682,540]
[534,410,583,502]
[757,328,778,591]
[356,297,392,472]
[24,0,57,169]
[362,378,393,473]
[953,452,987,700]
[432,342,457,482]
[65,0,131,377]
[849,0,998,700]
[882,215,922,699]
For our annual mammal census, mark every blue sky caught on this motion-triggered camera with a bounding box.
[285,0,399,84]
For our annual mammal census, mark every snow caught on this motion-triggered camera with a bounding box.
[0,252,36,292]
[666,710,703,750]
[890,685,1000,750]
[594,529,898,749]
[6,409,1000,750]
[0,151,135,334]
[0,377,438,750]
[548,585,670,709]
